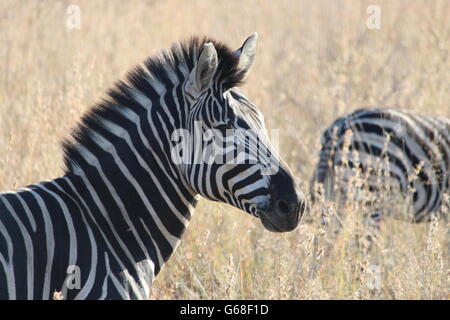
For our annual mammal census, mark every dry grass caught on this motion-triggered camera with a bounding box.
[0,0,448,299]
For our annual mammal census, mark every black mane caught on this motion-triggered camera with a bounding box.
[62,37,246,172]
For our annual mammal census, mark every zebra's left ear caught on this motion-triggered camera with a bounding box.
[187,42,219,97]
[234,33,258,80]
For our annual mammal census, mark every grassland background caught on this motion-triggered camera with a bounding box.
[0,0,448,299]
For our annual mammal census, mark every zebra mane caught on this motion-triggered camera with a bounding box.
[62,36,246,172]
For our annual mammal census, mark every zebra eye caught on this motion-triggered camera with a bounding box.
[215,122,235,134]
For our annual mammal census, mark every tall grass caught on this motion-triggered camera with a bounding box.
[0,0,448,299]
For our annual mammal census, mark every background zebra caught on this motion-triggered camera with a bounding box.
[0,34,305,300]
[311,108,449,224]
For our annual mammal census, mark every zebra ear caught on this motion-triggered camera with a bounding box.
[188,42,218,96]
[234,33,258,80]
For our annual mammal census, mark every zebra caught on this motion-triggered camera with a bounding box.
[310,107,449,226]
[0,34,306,300]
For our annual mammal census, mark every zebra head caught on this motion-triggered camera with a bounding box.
[173,34,306,232]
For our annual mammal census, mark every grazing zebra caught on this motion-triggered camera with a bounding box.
[0,34,306,300]
[311,107,449,224]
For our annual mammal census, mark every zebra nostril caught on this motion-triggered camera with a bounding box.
[276,199,290,214]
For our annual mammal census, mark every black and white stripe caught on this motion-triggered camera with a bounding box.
[0,34,305,300]
[311,107,449,222]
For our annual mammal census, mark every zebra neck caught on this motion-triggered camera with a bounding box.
[61,64,201,285]
[63,155,198,276]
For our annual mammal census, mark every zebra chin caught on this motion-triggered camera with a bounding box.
[258,204,304,232]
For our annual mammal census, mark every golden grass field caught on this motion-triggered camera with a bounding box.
[0,0,448,299]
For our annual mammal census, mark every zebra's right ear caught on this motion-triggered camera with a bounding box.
[187,42,218,97]
[234,33,258,80]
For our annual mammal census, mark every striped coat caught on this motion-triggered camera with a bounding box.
[0,34,305,299]
[311,108,449,222]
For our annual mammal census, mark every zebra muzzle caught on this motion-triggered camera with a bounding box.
[259,171,306,232]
